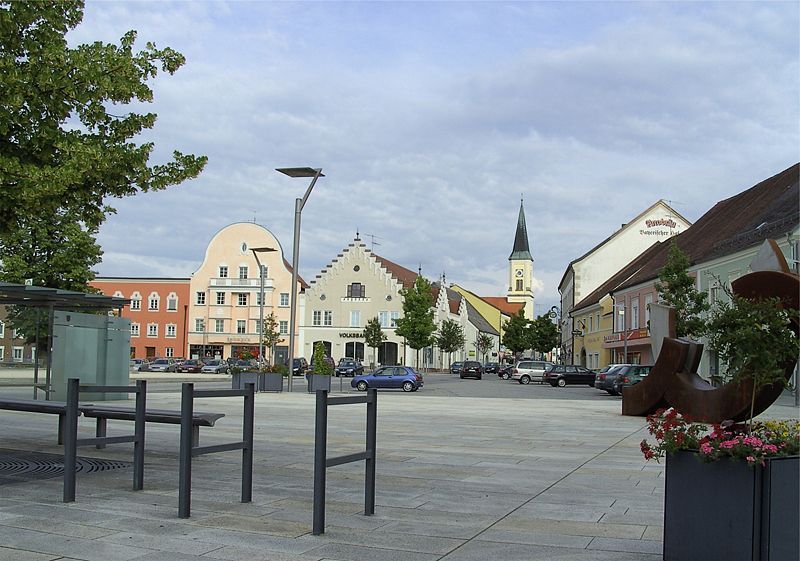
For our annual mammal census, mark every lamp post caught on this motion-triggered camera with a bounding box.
[276,167,324,392]
[548,305,562,364]
[250,246,277,369]
[615,301,628,363]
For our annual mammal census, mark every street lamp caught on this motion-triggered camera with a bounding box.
[250,246,276,369]
[276,167,324,392]
[548,306,562,364]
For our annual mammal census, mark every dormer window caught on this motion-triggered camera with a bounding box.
[347,282,365,298]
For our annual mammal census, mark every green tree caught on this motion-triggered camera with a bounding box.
[502,310,529,358]
[528,315,560,360]
[655,241,709,338]
[363,316,386,366]
[261,313,284,366]
[474,332,494,363]
[437,319,465,366]
[0,1,206,345]
[395,276,436,368]
[311,341,333,375]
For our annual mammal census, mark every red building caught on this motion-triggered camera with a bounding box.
[91,278,190,359]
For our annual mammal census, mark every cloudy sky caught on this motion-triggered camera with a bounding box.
[77,1,799,315]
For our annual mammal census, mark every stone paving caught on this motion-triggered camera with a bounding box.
[0,382,796,561]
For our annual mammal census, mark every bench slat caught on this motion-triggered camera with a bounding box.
[80,406,224,426]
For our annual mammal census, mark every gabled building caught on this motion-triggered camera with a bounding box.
[558,200,690,364]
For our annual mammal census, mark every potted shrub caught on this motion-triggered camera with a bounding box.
[259,363,284,392]
[640,288,798,561]
[230,362,259,391]
[306,342,332,392]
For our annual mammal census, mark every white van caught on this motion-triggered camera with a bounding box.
[512,360,554,384]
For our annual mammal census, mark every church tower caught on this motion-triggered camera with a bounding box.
[507,200,535,319]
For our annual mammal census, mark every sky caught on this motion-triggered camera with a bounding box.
[77,1,800,315]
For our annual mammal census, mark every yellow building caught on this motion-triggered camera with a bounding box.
[571,295,614,369]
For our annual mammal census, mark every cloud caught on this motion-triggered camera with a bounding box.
[76,1,798,317]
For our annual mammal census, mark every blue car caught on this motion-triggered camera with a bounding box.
[351,366,423,392]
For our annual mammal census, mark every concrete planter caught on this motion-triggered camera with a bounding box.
[259,372,283,392]
[306,374,331,393]
[664,450,799,561]
[231,371,259,391]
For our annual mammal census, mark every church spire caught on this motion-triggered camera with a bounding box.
[508,200,532,261]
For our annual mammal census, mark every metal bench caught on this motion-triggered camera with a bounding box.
[0,398,71,444]
[80,406,225,448]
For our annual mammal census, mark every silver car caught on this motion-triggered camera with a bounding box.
[148,358,177,372]
[511,360,554,384]
[201,359,229,374]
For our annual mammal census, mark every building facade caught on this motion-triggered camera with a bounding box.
[91,278,190,359]
[187,222,305,364]
[0,307,37,365]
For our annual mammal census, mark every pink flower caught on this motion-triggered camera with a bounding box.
[746,456,756,464]
[700,442,714,455]
[763,444,778,454]
[720,440,736,449]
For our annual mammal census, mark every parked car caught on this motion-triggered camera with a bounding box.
[200,359,229,374]
[351,366,423,392]
[148,358,177,372]
[311,355,336,371]
[511,360,554,384]
[177,359,204,373]
[335,359,364,377]
[594,364,630,394]
[290,357,308,376]
[498,364,514,379]
[130,358,150,372]
[483,362,500,374]
[545,364,596,387]
[173,357,186,366]
[233,359,255,372]
[460,360,483,380]
[612,365,654,395]
[449,361,463,375]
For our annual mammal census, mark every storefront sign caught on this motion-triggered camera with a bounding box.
[640,217,680,237]
[339,332,363,339]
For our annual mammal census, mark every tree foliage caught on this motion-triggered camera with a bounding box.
[363,316,386,364]
[502,310,529,356]
[395,276,436,351]
[0,0,206,342]
[311,342,333,375]
[261,313,283,366]
[528,314,559,359]
[655,240,709,338]
[436,318,465,366]
[474,333,494,362]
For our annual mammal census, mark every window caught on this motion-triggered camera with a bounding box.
[350,310,361,327]
[0,320,4,338]
[148,292,159,311]
[219,266,228,278]
[645,294,653,326]
[256,292,263,306]
[279,320,288,335]
[616,304,626,332]
[12,328,20,339]
[515,279,523,291]
[279,293,289,307]
[131,323,140,337]
[194,318,205,332]
[147,323,158,337]
[166,324,177,338]
[0,347,4,361]
[167,293,178,311]
[631,298,639,329]
[196,292,206,305]
[260,264,268,279]
[237,293,248,306]
[390,311,400,327]
[214,319,224,333]
[324,310,332,326]
[216,292,225,305]
[346,283,365,298]
[588,316,593,333]
[239,266,248,279]
[313,310,322,326]
[379,311,390,328]
[130,292,141,311]
[165,347,174,358]
[12,347,23,362]
[709,284,720,305]
[237,320,246,334]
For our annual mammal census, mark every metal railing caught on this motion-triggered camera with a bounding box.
[178,382,254,518]
[313,388,377,535]
[64,378,146,502]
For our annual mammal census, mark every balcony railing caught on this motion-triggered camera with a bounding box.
[209,278,273,289]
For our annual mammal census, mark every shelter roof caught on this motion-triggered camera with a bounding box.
[0,282,130,310]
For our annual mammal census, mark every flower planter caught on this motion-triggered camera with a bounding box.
[664,450,799,561]
[259,372,283,392]
[306,373,331,393]
[231,371,259,391]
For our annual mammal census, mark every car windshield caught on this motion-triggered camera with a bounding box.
[153,359,168,365]
[205,360,220,366]
[340,361,356,367]
[184,360,198,365]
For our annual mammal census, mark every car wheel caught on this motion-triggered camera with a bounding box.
[519,375,531,385]
[477,375,482,380]
[557,378,566,387]
[459,375,464,379]
[608,389,619,396]
[502,373,510,380]
[356,381,368,391]
[402,381,414,392]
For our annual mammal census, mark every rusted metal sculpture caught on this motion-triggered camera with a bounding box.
[622,268,799,423]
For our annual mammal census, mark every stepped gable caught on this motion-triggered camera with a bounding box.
[616,163,799,292]
[371,253,418,289]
